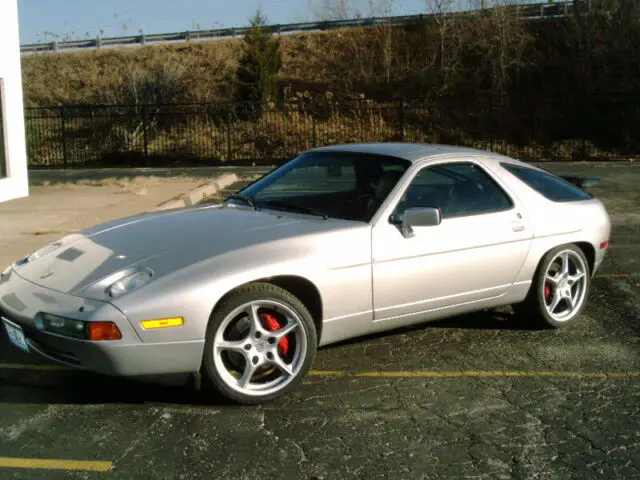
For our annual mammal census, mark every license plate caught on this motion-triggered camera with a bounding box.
[2,317,30,353]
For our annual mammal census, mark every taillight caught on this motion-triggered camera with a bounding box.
[87,321,122,341]
[600,241,609,249]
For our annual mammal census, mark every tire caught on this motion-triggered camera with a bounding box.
[513,244,591,329]
[202,282,317,404]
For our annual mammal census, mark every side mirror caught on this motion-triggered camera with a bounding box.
[400,207,441,238]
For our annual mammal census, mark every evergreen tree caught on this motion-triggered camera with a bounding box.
[233,9,282,119]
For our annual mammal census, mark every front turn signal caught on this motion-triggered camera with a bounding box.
[140,317,184,329]
[88,321,123,341]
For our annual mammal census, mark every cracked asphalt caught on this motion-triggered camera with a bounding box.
[1,163,639,479]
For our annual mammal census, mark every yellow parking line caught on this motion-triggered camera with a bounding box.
[594,273,634,279]
[0,457,112,472]
[1,364,639,379]
[308,370,640,378]
[0,363,70,371]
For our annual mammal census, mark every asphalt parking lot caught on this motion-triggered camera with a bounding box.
[1,162,639,479]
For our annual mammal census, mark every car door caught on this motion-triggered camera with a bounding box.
[371,158,533,325]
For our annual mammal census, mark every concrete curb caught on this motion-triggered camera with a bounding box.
[154,173,240,211]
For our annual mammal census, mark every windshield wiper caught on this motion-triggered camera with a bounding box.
[226,193,257,210]
[262,200,329,220]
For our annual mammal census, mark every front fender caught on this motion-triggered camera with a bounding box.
[110,227,372,345]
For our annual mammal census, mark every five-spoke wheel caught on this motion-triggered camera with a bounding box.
[203,283,317,404]
[513,244,591,328]
[542,250,588,322]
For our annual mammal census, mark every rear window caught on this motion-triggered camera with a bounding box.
[501,163,592,202]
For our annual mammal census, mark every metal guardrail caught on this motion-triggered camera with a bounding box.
[20,1,594,54]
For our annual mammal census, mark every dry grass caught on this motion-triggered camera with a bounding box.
[22,40,240,107]
[19,13,533,107]
[21,26,428,107]
[22,30,341,107]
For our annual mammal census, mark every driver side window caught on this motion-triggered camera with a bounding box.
[393,162,513,220]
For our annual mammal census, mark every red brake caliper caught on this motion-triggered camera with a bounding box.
[262,313,289,356]
[544,283,552,300]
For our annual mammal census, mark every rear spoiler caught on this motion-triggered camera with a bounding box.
[560,176,602,189]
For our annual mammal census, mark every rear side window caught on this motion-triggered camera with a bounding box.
[501,163,592,202]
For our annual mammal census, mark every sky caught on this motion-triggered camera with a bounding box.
[17,0,431,45]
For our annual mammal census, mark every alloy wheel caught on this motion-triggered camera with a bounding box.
[543,250,588,322]
[212,299,308,397]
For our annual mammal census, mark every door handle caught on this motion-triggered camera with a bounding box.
[512,213,525,232]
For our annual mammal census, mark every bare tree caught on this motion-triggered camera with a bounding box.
[460,0,533,98]
[294,0,398,95]
[426,0,461,90]
[308,0,394,20]
[100,61,188,105]
[93,60,190,153]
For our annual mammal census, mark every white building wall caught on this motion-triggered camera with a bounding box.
[0,0,29,203]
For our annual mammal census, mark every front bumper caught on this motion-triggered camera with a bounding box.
[0,269,204,377]
[592,241,608,276]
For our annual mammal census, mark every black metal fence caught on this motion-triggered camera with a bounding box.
[24,97,640,169]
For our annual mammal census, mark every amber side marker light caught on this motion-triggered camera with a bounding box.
[140,317,184,330]
[88,322,123,341]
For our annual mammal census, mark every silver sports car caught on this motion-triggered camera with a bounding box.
[1,143,611,404]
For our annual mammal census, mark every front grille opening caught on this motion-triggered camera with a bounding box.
[27,338,82,367]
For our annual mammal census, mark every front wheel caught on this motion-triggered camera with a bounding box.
[513,244,591,328]
[202,282,317,404]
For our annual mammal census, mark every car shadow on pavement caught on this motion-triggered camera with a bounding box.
[0,369,242,407]
[322,308,538,351]
[0,324,245,407]
[428,308,539,330]
[0,337,243,408]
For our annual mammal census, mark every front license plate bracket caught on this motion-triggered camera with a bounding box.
[2,317,30,353]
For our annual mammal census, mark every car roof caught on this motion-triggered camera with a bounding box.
[310,142,528,167]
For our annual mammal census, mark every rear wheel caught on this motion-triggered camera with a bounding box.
[202,282,317,404]
[513,244,591,328]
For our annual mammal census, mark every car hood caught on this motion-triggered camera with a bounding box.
[13,205,358,297]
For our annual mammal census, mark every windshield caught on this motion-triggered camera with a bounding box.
[230,151,411,222]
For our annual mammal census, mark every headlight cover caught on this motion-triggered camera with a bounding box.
[107,269,153,298]
[36,313,86,339]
